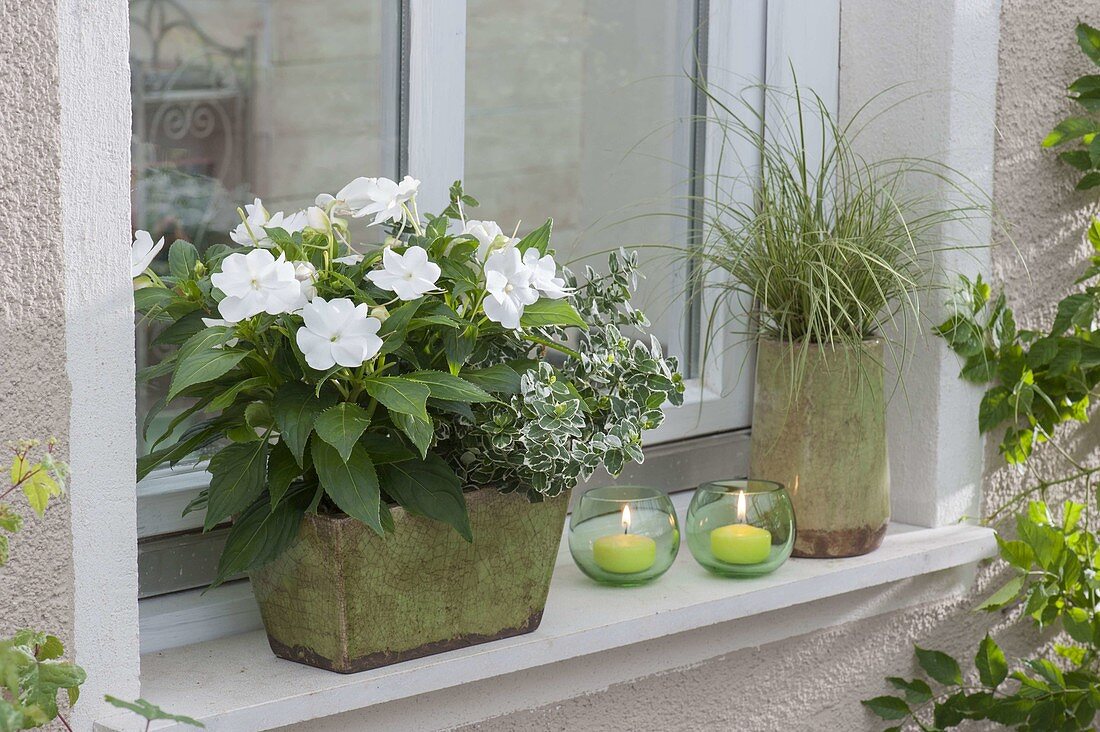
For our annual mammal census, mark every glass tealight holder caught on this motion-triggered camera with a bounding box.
[686,480,795,577]
[568,485,680,586]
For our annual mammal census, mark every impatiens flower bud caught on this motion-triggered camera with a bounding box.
[365,245,441,301]
[370,305,390,322]
[295,297,383,371]
[211,249,303,323]
[306,205,328,230]
[291,261,318,305]
[131,230,165,278]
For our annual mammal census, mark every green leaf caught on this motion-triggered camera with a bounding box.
[515,218,552,255]
[208,376,269,411]
[975,634,1008,688]
[380,453,472,541]
[914,645,963,685]
[885,677,933,705]
[363,376,430,423]
[861,696,910,721]
[392,411,434,458]
[104,696,205,728]
[1078,22,1100,65]
[1060,149,1094,170]
[359,433,415,465]
[211,492,306,589]
[204,439,269,531]
[168,348,247,401]
[404,370,494,403]
[978,386,1014,433]
[460,364,522,395]
[168,239,198,279]
[313,402,372,461]
[312,439,383,534]
[997,536,1036,570]
[1077,171,1100,190]
[133,285,174,315]
[267,440,299,508]
[272,381,337,466]
[1063,500,1085,532]
[1043,117,1099,147]
[977,575,1025,611]
[519,299,587,329]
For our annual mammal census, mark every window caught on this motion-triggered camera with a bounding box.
[134,0,797,651]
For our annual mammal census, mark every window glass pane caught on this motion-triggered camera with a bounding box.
[130,0,400,454]
[464,0,702,374]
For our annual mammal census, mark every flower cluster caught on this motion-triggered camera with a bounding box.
[133,178,681,585]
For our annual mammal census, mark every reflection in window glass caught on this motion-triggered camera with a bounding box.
[129,0,398,453]
[464,0,702,374]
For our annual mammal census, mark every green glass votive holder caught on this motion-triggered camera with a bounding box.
[568,486,680,586]
[686,479,795,577]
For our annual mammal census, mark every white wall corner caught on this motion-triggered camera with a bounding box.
[839,0,1003,526]
[58,0,140,724]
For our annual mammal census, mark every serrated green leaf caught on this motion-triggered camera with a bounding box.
[885,677,932,705]
[313,402,372,462]
[104,696,205,728]
[267,440,299,509]
[1078,22,1100,65]
[515,218,552,255]
[459,364,522,395]
[204,439,269,531]
[861,695,910,721]
[519,298,587,329]
[392,411,434,458]
[404,370,494,403]
[312,439,383,534]
[168,348,247,401]
[380,453,471,541]
[211,492,306,589]
[272,381,337,466]
[168,239,198,279]
[363,376,430,423]
[1043,117,1099,147]
[915,645,963,685]
[975,634,1008,688]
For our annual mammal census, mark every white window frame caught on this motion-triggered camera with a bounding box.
[134,0,849,646]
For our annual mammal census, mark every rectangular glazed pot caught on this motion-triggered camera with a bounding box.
[750,339,890,558]
[250,487,570,673]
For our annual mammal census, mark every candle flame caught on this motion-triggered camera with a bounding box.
[621,504,632,533]
[737,490,747,523]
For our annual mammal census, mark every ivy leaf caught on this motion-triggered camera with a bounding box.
[313,402,372,462]
[204,439,270,531]
[363,376,430,423]
[104,696,204,728]
[861,696,910,721]
[974,634,1008,688]
[380,453,472,541]
[312,439,383,534]
[272,381,337,466]
[914,646,963,685]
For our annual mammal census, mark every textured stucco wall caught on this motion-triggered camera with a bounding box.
[0,0,74,645]
[452,2,1093,731]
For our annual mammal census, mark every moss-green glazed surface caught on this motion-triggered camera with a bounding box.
[750,339,889,558]
[250,487,570,673]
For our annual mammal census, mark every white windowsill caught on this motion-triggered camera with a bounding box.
[98,493,996,732]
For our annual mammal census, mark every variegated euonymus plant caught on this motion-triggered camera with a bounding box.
[134,178,684,585]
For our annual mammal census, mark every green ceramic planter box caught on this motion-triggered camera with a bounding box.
[750,339,890,558]
[250,487,570,673]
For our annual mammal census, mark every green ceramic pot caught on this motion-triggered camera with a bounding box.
[750,339,889,558]
[250,487,570,673]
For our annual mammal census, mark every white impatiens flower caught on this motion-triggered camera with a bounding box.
[275,209,310,236]
[462,219,516,260]
[230,198,270,247]
[365,245,441,301]
[522,248,569,299]
[131,230,165,278]
[483,248,539,330]
[210,249,303,323]
[334,175,420,225]
[295,297,383,370]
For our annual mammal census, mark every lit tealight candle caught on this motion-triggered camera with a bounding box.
[593,505,657,574]
[710,490,772,565]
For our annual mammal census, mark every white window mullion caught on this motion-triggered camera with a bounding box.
[405,0,466,211]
